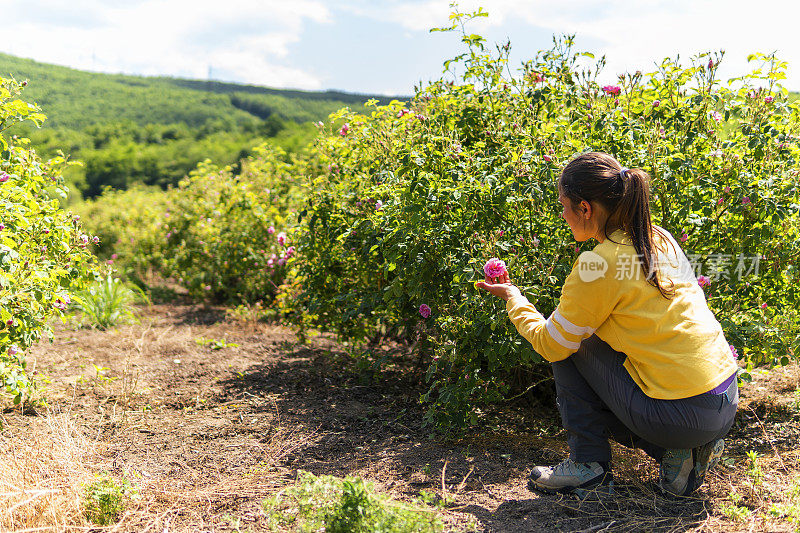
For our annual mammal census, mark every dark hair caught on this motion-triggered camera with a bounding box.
[558,152,674,298]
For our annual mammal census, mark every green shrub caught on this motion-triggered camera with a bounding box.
[263,471,443,532]
[76,143,306,304]
[83,472,136,525]
[0,76,97,405]
[293,9,800,427]
[71,184,170,286]
[157,143,305,303]
[72,272,147,329]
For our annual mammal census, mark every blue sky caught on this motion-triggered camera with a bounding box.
[1,0,799,95]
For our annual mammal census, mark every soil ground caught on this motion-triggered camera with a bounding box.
[5,303,800,532]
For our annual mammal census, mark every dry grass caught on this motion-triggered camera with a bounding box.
[0,406,316,532]
[110,422,316,532]
[0,411,101,532]
[7,305,800,532]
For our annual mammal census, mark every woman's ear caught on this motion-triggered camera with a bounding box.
[581,200,592,219]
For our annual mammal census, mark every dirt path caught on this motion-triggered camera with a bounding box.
[5,304,800,532]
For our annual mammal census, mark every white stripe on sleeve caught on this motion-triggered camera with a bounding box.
[552,309,596,337]
[545,315,581,350]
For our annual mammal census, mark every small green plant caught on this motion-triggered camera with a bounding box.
[746,450,764,487]
[83,472,136,525]
[767,477,800,526]
[76,364,118,390]
[720,499,751,522]
[718,490,752,522]
[195,337,239,350]
[417,489,454,509]
[225,300,271,323]
[263,470,443,532]
[72,272,147,329]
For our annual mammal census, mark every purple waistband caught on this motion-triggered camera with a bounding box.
[708,372,737,395]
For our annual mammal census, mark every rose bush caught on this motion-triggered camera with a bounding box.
[0,76,97,404]
[72,184,170,286]
[156,143,305,303]
[293,12,800,427]
[78,143,305,304]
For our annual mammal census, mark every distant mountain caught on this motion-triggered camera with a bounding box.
[0,52,406,130]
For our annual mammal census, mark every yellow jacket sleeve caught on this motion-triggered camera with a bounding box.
[506,251,619,362]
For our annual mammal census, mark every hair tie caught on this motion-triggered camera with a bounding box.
[619,167,629,179]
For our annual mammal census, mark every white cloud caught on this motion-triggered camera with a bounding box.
[0,0,331,89]
[342,0,800,89]
[2,0,799,92]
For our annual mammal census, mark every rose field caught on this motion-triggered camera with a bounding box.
[2,9,800,532]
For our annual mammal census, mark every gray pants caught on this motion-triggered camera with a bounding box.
[553,335,738,463]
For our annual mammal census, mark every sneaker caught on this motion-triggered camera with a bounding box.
[527,458,612,496]
[659,448,694,496]
[693,438,725,490]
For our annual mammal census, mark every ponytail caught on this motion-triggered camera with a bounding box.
[559,152,674,298]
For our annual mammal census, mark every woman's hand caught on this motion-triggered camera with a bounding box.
[476,271,522,302]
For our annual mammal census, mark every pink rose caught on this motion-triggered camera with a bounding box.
[680,233,688,242]
[764,96,774,104]
[419,304,431,319]
[277,232,287,246]
[760,302,768,309]
[742,197,751,205]
[0,172,9,183]
[653,100,660,108]
[483,258,507,278]
[543,155,552,162]
[729,344,739,359]
[697,275,711,288]
[339,123,349,136]
[602,85,621,96]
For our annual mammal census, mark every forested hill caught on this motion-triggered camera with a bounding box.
[0,52,398,129]
[0,53,405,197]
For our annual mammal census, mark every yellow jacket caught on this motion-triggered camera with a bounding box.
[506,228,738,399]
